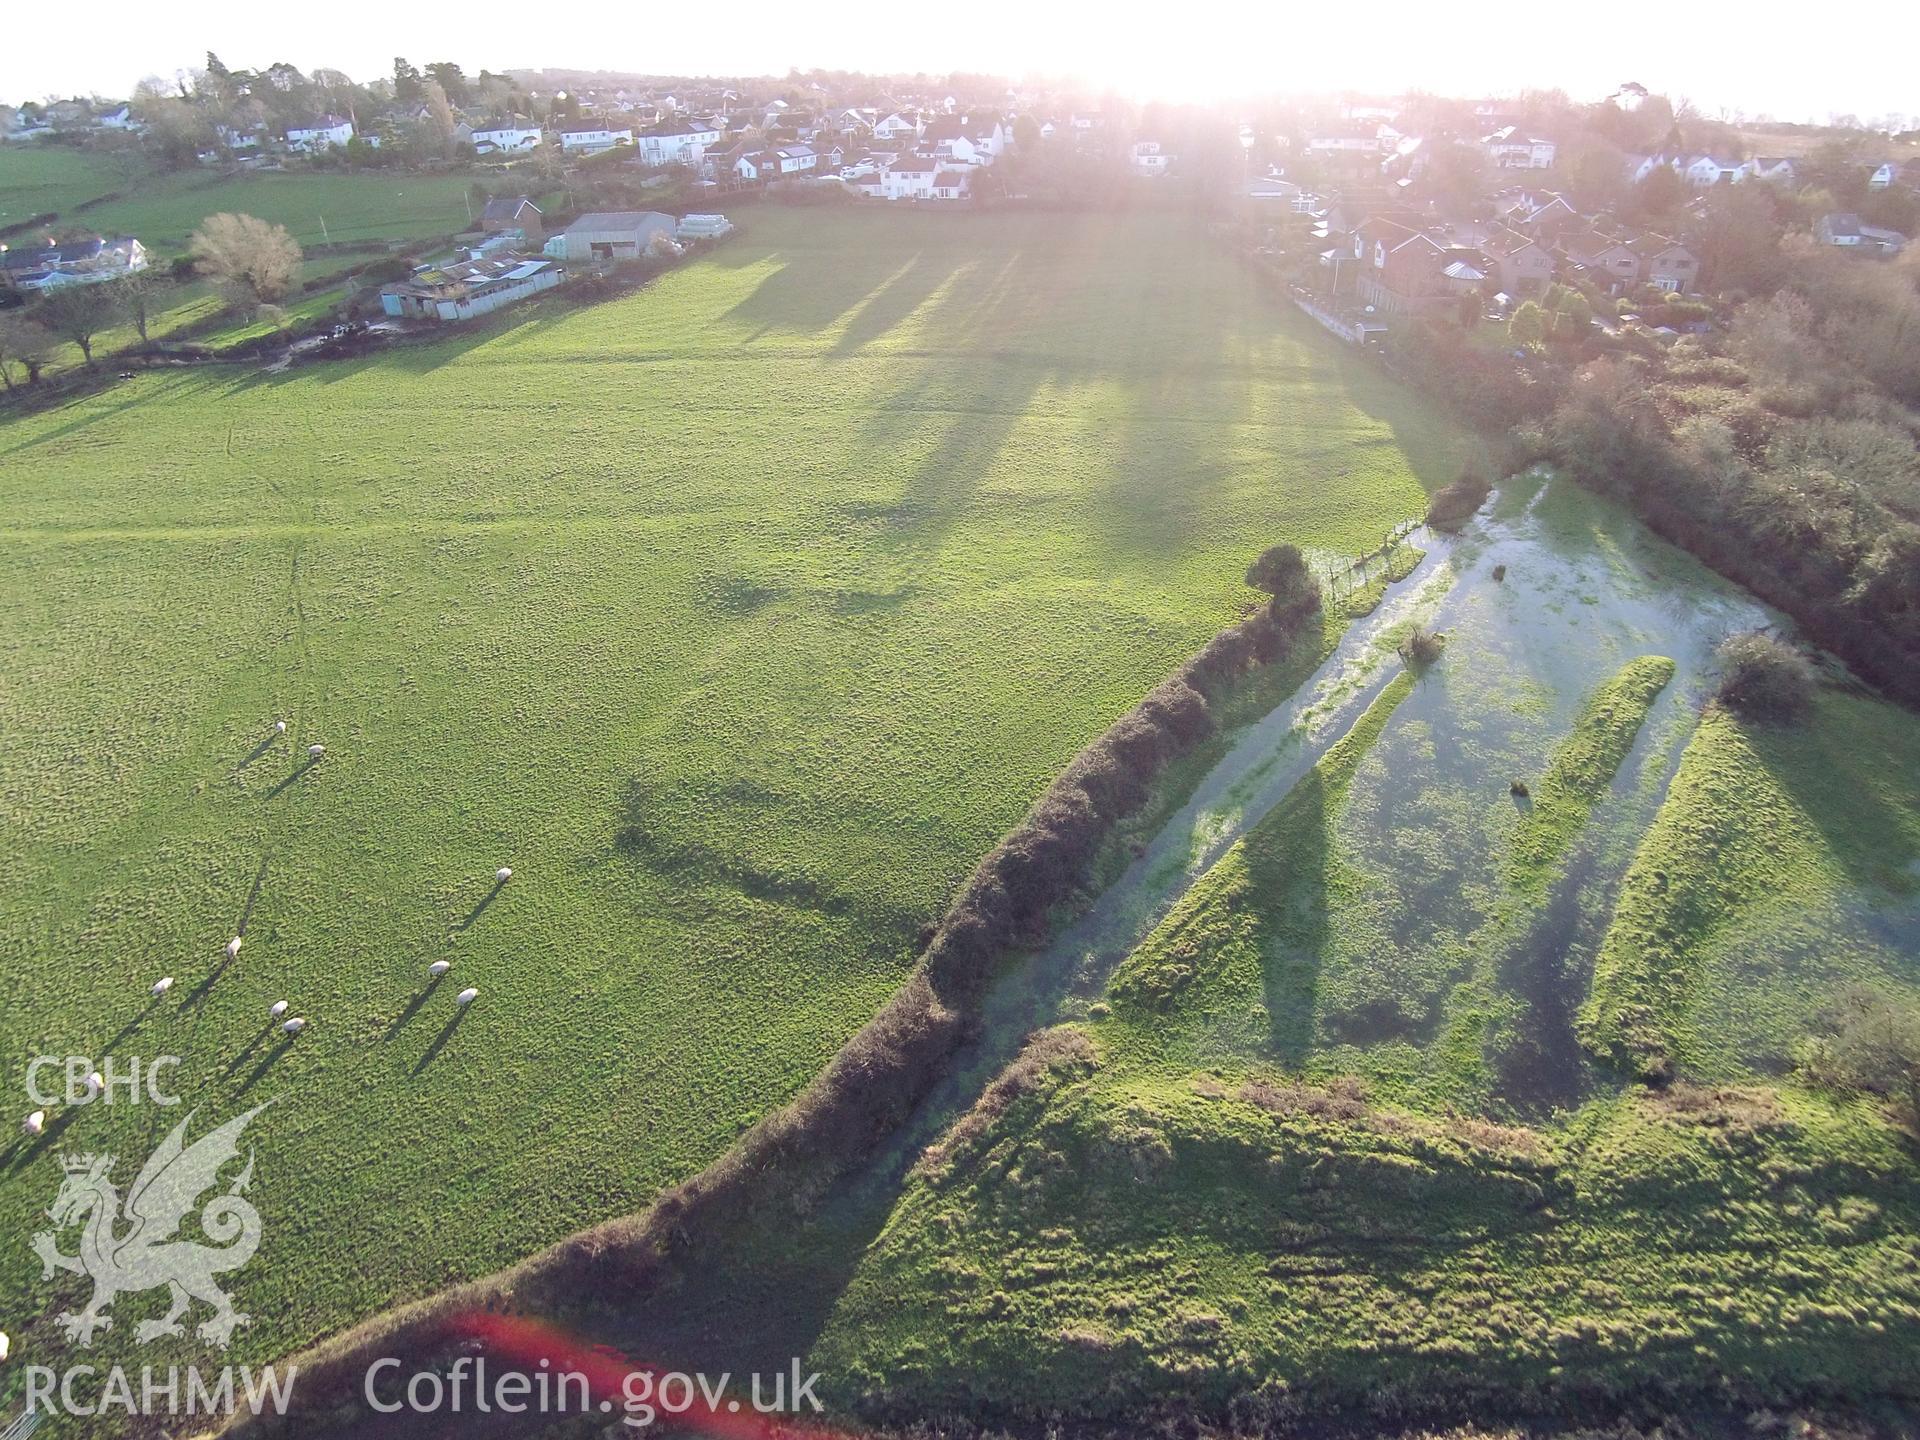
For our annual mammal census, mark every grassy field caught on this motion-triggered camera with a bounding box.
[1583,690,1920,1080]
[0,206,1467,1381]
[0,145,132,227]
[68,170,477,254]
[0,145,475,253]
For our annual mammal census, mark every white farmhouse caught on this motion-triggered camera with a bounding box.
[1481,127,1556,170]
[558,127,635,155]
[472,124,542,154]
[286,116,354,152]
[636,126,722,166]
[879,154,940,199]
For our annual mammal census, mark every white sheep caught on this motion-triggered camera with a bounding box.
[282,1017,307,1035]
[307,744,326,760]
[269,1000,289,1020]
[495,867,513,884]
[274,720,287,734]
[455,987,479,1007]
[84,1071,105,1098]
[22,1111,45,1138]
[0,1328,10,1362]
[151,976,174,997]
[428,960,451,977]
[225,936,243,960]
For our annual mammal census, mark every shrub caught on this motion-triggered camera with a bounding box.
[1714,631,1815,721]
[1425,467,1494,531]
[1245,542,1310,601]
[1799,986,1920,1131]
[1399,625,1446,666]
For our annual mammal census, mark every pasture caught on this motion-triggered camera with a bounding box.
[0,144,475,253]
[0,145,130,227]
[0,206,1466,1374]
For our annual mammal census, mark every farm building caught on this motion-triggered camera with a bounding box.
[379,256,566,322]
[548,211,678,261]
[0,234,147,292]
[480,194,544,241]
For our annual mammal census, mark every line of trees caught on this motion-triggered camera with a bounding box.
[0,213,303,389]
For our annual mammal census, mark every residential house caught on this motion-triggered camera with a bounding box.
[1682,153,1743,187]
[558,127,635,154]
[1743,155,1796,184]
[0,235,148,292]
[379,256,566,322]
[1350,217,1454,316]
[549,210,678,261]
[1129,140,1173,177]
[94,104,136,131]
[479,195,544,241]
[872,112,917,142]
[879,154,941,200]
[636,125,721,166]
[1867,161,1900,190]
[1629,233,1700,291]
[1558,229,1641,290]
[1816,212,1865,247]
[930,169,970,200]
[1477,224,1557,296]
[772,145,818,175]
[1819,212,1907,255]
[1481,127,1556,169]
[471,123,542,154]
[286,116,354,152]
[1307,123,1383,155]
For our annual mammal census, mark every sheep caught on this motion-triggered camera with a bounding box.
[495,867,513,884]
[151,976,174,997]
[0,1329,9,1362]
[282,1017,308,1035]
[22,1111,46,1138]
[225,936,243,960]
[307,744,326,760]
[84,1071,105,1098]
[274,720,287,734]
[269,1000,289,1020]
[428,960,451,978]
[455,987,479,1007]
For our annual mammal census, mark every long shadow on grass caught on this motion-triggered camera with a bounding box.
[412,1007,469,1074]
[1252,767,1334,1066]
[385,975,445,1038]
[238,1035,298,1094]
[454,879,506,931]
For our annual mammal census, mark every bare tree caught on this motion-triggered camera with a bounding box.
[32,282,122,369]
[113,267,172,342]
[0,312,55,390]
[189,212,304,314]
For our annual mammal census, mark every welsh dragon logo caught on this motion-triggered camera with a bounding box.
[32,1105,268,1348]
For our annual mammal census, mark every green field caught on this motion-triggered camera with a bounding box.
[0,145,132,226]
[68,170,477,254]
[0,207,1467,1378]
[1583,690,1920,1080]
[0,144,475,253]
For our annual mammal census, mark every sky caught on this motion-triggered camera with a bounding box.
[5,0,1915,126]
